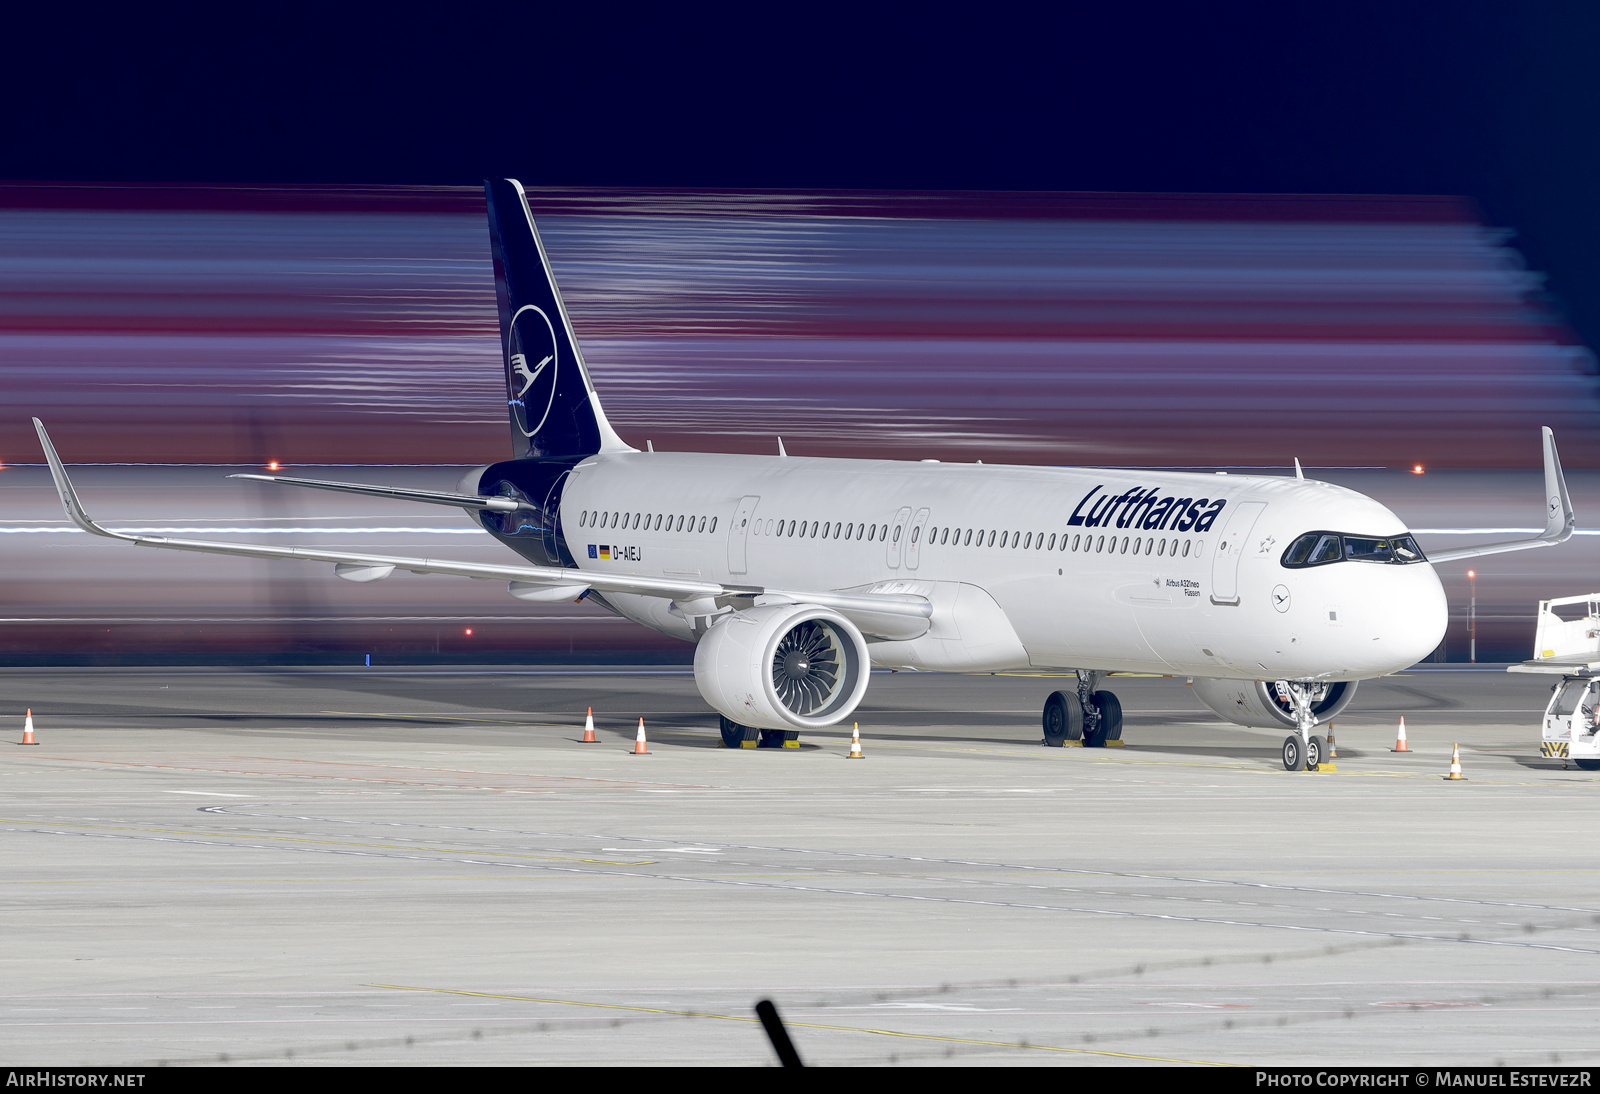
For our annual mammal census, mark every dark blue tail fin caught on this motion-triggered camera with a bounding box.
[484,179,632,460]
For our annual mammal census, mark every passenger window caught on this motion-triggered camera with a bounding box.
[710,518,717,533]
[893,525,901,543]
[1048,533,1056,550]
[912,526,921,544]
[964,529,973,546]
[1023,532,1031,549]
[868,524,877,542]
[1000,531,1008,548]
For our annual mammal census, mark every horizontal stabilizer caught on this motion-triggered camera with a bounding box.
[228,473,524,511]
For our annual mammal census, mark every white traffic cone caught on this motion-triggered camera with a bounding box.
[19,708,38,746]
[1443,741,1466,781]
[847,722,864,759]
[1391,717,1411,753]
[582,707,598,743]
[631,718,649,755]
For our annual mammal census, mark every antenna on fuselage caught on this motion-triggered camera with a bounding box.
[777,437,787,457]
[1293,457,1305,481]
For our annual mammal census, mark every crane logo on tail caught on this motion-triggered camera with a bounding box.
[507,304,559,438]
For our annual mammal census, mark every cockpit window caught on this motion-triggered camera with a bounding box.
[1281,531,1427,568]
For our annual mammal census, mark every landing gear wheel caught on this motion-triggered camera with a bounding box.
[1282,734,1307,772]
[1043,690,1084,747]
[1091,690,1122,744]
[1307,734,1328,771]
[1576,758,1600,771]
[719,716,757,749]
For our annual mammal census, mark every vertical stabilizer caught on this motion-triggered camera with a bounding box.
[484,179,634,459]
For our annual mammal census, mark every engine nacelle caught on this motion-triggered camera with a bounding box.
[1189,678,1358,730]
[694,604,871,731]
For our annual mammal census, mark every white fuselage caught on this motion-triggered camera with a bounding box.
[548,452,1447,682]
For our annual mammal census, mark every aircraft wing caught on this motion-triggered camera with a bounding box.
[32,419,931,639]
[1427,427,1577,563]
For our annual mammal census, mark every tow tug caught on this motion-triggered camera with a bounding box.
[1508,593,1600,770]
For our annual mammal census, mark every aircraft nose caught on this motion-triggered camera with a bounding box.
[1379,565,1449,669]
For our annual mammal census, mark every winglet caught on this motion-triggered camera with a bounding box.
[31,419,129,540]
[1543,425,1575,544]
[1426,426,1577,563]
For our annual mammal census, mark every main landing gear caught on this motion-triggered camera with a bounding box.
[1043,671,1123,748]
[1274,680,1329,772]
[718,716,798,749]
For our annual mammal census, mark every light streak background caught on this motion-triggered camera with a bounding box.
[2,183,1597,662]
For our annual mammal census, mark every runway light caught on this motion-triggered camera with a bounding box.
[464,628,473,636]
[1467,570,1475,578]
[1412,464,1425,474]
[266,460,281,472]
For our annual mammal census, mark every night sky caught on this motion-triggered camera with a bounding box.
[6,5,1600,348]
[5,6,1600,663]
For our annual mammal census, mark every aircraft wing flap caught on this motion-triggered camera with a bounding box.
[118,532,723,598]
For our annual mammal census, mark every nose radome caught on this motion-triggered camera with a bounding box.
[1377,566,1449,670]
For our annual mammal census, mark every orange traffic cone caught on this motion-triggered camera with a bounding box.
[1443,742,1466,781]
[1327,723,1337,760]
[19,708,38,746]
[631,718,649,755]
[582,707,598,743]
[1391,717,1411,753]
[847,722,864,759]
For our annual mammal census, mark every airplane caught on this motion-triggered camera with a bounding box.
[31,179,1579,772]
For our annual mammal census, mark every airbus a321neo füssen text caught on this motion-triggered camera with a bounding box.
[33,179,1580,771]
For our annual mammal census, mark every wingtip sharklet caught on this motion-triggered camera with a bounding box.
[1543,424,1576,543]
[30,418,126,541]
[1427,426,1576,563]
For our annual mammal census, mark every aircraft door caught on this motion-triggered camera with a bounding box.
[904,507,931,571]
[728,495,760,575]
[1210,500,1266,605]
[886,506,912,569]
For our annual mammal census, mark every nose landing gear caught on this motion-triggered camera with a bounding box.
[1275,680,1329,771]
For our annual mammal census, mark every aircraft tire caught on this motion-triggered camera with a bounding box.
[1307,734,1328,771]
[1092,691,1123,742]
[719,715,756,749]
[1575,758,1600,771]
[1043,691,1083,746]
[1282,735,1307,772]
